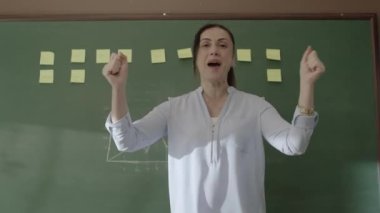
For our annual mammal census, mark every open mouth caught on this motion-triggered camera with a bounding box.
[207,62,221,68]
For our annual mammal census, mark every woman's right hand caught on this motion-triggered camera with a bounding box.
[102,52,128,89]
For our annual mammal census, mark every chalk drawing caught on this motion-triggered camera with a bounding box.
[106,134,168,164]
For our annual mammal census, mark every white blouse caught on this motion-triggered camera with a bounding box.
[105,86,318,213]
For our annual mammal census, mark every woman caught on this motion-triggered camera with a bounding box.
[103,23,325,213]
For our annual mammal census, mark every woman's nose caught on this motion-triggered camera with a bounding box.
[209,46,219,55]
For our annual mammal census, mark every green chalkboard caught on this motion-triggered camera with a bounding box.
[0,17,379,213]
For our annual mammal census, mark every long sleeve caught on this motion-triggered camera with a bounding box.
[260,105,319,155]
[105,101,170,152]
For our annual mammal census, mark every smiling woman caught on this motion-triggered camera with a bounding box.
[104,23,325,213]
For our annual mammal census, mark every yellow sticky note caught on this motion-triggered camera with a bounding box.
[118,49,132,63]
[177,48,193,59]
[70,69,85,83]
[237,49,252,62]
[71,49,86,63]
[40,51,55,65]
[96,49,110,64]
[266,49,281,60]
[267,69,282,82]
[39,69,54,84]
[151,49,166,63]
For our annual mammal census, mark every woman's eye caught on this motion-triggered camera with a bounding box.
[201,43,210,47]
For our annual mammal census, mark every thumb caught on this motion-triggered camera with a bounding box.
[301,46,313,63]
[118,52,128,70]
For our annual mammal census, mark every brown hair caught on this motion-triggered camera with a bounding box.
[192,23,236,87]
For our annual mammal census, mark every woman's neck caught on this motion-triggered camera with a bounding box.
[201,81,229,118]
[201,81,229,100]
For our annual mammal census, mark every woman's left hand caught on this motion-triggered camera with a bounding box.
[300,46,326,86]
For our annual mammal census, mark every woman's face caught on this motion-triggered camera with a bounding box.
[196,27,235,85]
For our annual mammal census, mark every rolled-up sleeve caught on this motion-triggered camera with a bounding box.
[292,106,319,129]
[105,101,169,152]
[105,113,133,151]
[261,105,319,155]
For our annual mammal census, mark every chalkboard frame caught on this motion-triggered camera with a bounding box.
[0,12,379,212]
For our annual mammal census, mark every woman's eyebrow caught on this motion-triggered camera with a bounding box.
[217,38,229,42]
[200,38,229,42]
[200,38,211,42]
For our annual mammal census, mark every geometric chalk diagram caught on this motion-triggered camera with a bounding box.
[106,134,168,164]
